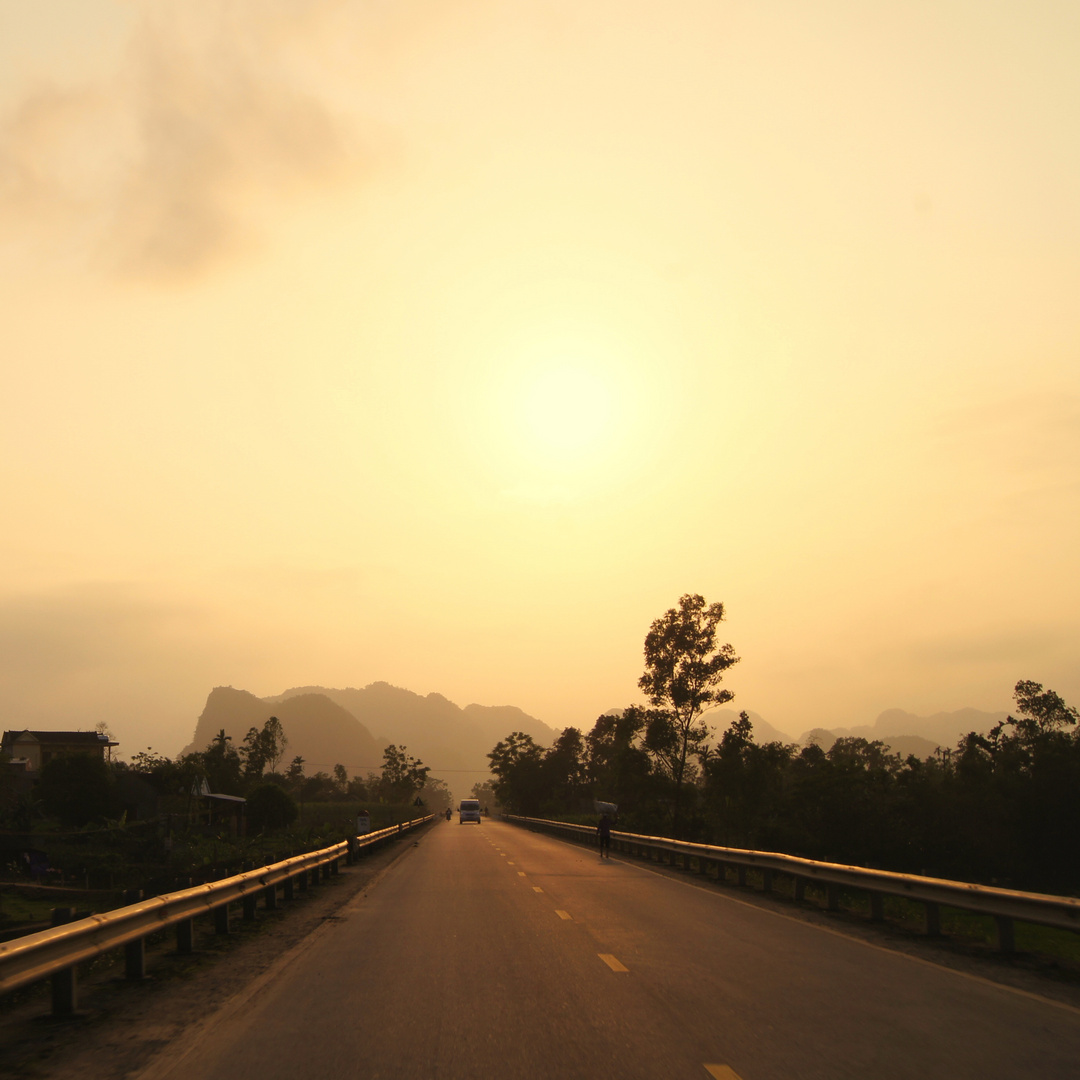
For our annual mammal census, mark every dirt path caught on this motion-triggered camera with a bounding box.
[0,825,436,1079]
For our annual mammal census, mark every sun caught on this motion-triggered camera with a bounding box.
[519,363,614,460]
[476,325,649,498]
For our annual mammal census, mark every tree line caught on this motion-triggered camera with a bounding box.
[14,717,451,833]
[487,595,1080,895]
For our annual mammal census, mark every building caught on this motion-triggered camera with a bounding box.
[0,729,118,774]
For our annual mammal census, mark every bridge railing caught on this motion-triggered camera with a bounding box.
[0,815,434,1012]
[504,815,1080,952]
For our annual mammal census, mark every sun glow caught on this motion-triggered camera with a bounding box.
[488,326,645,487]
[520,363,614,458]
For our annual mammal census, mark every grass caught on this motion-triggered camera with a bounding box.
[716,864,1080,968]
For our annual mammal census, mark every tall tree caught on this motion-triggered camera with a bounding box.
[487,731,545,814]
[239,717,289,781]
[638,593,740,834]
[378,745,430,803]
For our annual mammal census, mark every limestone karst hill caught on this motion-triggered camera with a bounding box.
[180,682,557,796]
[180,686,383,773]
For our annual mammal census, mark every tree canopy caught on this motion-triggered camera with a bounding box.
[638,593,739,833]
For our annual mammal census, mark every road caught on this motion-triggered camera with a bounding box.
[154,819,1080,1080]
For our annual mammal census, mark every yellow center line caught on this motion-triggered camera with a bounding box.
[517,871,526,877]
[508,861,515,865]
[532,887,543,893]
[598,954,628,973]
[704,1067,743,1080]
[555,910,571,920]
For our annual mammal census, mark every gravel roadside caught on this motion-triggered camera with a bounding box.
[0,823,436,1079]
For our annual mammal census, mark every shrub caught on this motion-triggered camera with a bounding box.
[246,783,298,833]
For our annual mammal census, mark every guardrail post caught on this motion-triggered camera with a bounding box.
[793,876,806,901]
[826,884,840,912]
[346,837,357,865]
[995,916,1015,955]
[737,865,747,887]
[284,875,295,900]
[762,869,773,894]
[176,917,195,953]
[924,902,941,937]
[242,864,258,921]
[123,890,147,979]
[330,856,340,876]
[214,900,231,934]
[321,861,332,881]
[264,881,278,910]
[869,891,884,922]
[50,907,78,1016]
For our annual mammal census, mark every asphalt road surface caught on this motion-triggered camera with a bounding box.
[153,819,1080,1080]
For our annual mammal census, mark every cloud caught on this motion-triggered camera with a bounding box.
[0,1,365,279]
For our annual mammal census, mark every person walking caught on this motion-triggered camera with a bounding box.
[597,813,612,859]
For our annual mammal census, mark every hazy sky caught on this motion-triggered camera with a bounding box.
[2,0,1077,757]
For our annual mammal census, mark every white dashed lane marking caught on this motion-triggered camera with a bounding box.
[598,954,629,973]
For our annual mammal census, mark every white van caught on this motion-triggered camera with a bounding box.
[459,799,482,824]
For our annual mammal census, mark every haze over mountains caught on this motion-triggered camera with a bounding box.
[180,683,560,798]
[181,682,1012,801]
[707,706,1011,758]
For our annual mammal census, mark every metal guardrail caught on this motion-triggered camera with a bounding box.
[505,816,1080,952]
[0,815,434,1009]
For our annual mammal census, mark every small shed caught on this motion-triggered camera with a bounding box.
[190,777,247,835]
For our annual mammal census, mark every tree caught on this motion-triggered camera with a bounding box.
[239,717,289,782]
[542,727,588,811]
[191,730,243,795]
[487,732,545,814]
[263,716,288,773]
[1010,680,1079,735]
[285,756,306,791]
[377,745,430,804]
[37,754,117,827]
[129,748,202,797]
[333,764,349,796]
[246,782,299,832]
[585,709,656,825]
[638,593,740,834]
[471,780,499,812]
[419,776,453,814]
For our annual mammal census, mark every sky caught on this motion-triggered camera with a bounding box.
[1,0,1077,758]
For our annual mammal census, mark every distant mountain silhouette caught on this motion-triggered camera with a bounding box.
[180,686,384,770]
[181,682,558,799]
[704,709,794,745]
[797,707,1010,755]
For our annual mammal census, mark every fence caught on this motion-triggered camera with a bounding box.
[504,815,1080,953]
[0,816,434,1014]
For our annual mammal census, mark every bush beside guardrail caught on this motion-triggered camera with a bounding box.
[504,815,1080,954]
[0,815,434,1014]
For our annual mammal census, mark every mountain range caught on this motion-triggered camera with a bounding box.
[703,706,1011,757]
[180,684,1013,800]
[180,682,559,799]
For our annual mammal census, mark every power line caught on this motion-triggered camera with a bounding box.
[300,763,490,773]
